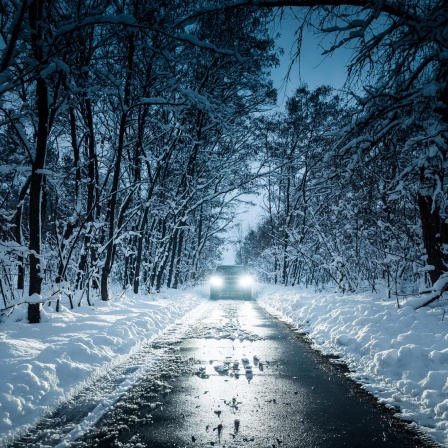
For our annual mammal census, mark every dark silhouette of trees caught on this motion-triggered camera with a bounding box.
[1,0,446,320]
[0,0,277,320]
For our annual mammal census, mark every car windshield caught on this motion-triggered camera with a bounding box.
[216,265,244,275]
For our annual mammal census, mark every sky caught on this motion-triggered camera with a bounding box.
[270,8,352,105]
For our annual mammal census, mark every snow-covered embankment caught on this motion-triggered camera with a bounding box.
[257,284,448,447]
[0,287,206,444]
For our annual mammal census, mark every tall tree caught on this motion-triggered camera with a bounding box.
[27,0,52,322]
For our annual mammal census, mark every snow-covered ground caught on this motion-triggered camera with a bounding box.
[257,284,448,447]
[1,283,448,446]
[0,286,207,446]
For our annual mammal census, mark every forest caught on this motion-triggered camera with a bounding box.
[0,0,446,323]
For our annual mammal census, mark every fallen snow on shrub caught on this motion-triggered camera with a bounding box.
[257,284,448,446]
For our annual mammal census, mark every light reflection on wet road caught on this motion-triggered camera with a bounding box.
[76,300,437,448]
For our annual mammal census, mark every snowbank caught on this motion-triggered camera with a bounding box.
[2,282,448,447]
[0,286,206,444]
[256,284,448,446]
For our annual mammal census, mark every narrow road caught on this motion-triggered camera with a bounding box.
[73,300,435,448]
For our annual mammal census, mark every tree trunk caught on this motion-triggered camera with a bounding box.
[77,98,98,290]
[172,224,186,289]
[99,116,126,300]
[133,205,150,294]
[15,177,31,290]
[56,105,80,284]
[418,78,448,287]
[100,32,134,301]
[28,0,49,323]
[167,226,179,289]
[191,206,204,282]
[154,220,169,292]
[416,78,448,285]
[28,78,48,323]
[418,191,448,285]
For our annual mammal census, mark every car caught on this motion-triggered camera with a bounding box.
[209,265,253,300]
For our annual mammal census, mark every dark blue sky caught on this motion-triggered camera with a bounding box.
[271,11,353,106]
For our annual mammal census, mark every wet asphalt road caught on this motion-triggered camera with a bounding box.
[74,300,436,448]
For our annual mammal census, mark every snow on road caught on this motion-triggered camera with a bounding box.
[1,283,448,446]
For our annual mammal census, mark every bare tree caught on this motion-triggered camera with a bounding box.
[200,0,447,296]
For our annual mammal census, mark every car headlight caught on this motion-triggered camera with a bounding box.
[238,275,253,287]
[210,275,223,287]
